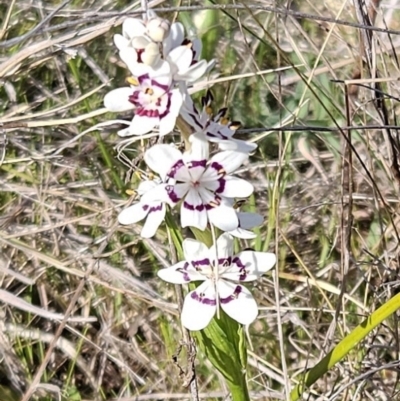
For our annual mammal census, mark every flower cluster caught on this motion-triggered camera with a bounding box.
[105,12,276,330]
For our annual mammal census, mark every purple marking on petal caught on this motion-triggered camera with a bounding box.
[188,113,203,130]
[138,73,150,85]
[232,256,247,281]
[191,290,216,306]
[192,258,210,269]
[165,185,182,203]
[168,160,185,179]
[178,261,191,282]
[220,285,242,304]
[137,49,144,63]
[217,257,232,266]
[128,90,141,106]
[215,129,229,140]
[183,201,206,212]
[150,79,169,92]
[147,203,163,214]
[188,160,207,169]
[159,93,172,119]
[210,161,224,172]
[135,107,160,118]
[205,195,221,210]
[214,177,226,194]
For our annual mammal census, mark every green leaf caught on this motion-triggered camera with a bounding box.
[192,307,250,401]
[290,292,400,401]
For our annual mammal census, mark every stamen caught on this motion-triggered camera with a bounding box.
[126,76,139,86]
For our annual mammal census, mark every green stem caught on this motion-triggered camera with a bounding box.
[190,227,251,401]
[228,381,251,401]
[290,292,400,401]
[93,131,125,192]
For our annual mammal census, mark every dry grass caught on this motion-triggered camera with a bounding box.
[1,0,400,400]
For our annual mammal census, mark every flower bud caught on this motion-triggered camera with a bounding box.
[131,36,151,49]
[142,42,161,66]
[146,17,170,42]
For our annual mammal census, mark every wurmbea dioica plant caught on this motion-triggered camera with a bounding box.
[104,11,275,400]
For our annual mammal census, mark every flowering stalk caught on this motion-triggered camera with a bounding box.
[103,11,276,400]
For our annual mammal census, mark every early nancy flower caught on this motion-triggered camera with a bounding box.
[104,61,183,136]
[158,233,276,330]
[181,93,257,153]
[143,136,254,232]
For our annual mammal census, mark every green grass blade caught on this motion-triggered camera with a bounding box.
[290,292,400,401]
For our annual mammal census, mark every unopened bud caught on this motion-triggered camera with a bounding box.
[131,36,151,49]
[142,42,161,66]
[146,17,170,42]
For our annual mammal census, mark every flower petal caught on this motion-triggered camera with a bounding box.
[222,251,276,282]
[123,18,146,39]
[217,139,257,153]
[181,280,217,330]
[207,203,238,232]
[129,114,158,136]
[141,203,166,238]
[219,281,259,325]
[177,60,208,82]
[164,22,184,53]
[238,212,263,229]
[228,227,257,239]
[168,46,193,70]
[209,151,248,174]
[104,88,134,112]
[118,202,148,225]
[180,189,208,230]
[157,261,203,284]
[221,176,254,198]
[119,47,140,70]
[114,34,129,50]
[145,145,182,178]
[137,179,158,195]
[183,238,210,264]
[140,183,170,204]
[166,182,190,206]
[187,132,210,161]
[211,233,234,260]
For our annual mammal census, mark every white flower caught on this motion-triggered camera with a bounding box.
[118,179,167,238]
[163,23,214,82]
[114,18,158,67]
[158,233,276,330]
[115,16,213,82]
[143,136,254,232]
[103,61,183,136]
[181,93,257,153]
[166,44,209,83]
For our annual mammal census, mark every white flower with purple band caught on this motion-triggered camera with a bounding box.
[143,136,254,232]
[158,233,276,330]
[104,61,183,136]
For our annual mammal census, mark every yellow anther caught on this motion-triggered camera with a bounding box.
[126,76,139,86]
[205,106,213,115]
[145,87,154,95]
[219,117,229,126]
